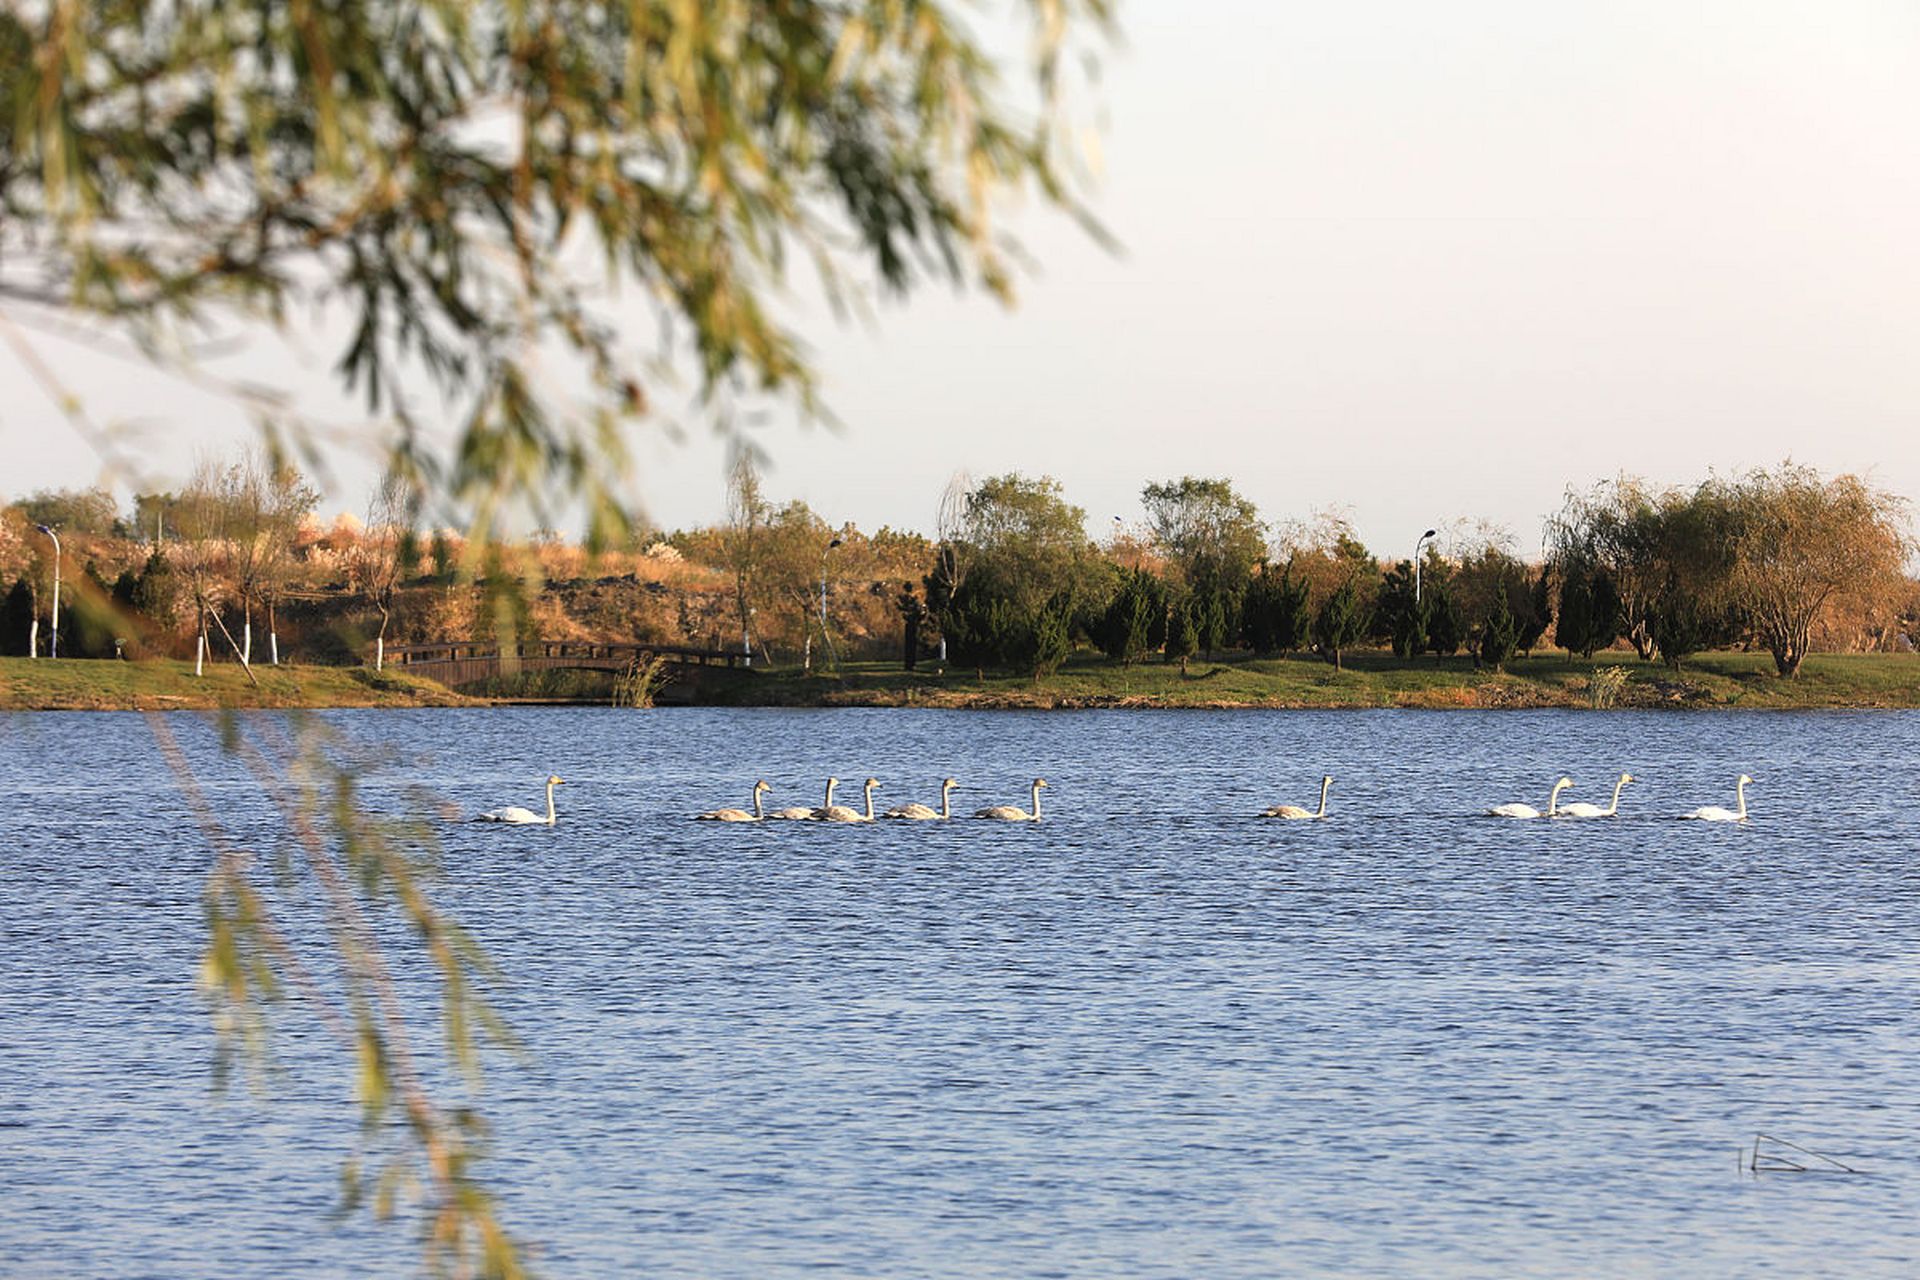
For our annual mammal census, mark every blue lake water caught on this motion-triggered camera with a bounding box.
[3,707,1919,1277]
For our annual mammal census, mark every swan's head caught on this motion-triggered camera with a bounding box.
[826,776,840,786]
[547,775,566,786]
[1738,773,1754,785]
[1033,778,1049,789]
[942,778,958,790]
[864,777,880,790]
[754,780,772,793]
[1552,777,1573,792]
[1321,775,1333,786]
[1621,773,1635,784]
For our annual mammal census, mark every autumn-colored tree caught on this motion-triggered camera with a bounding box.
[351,473,413,671]
[168,460,232,676]
[1721,465,1910,677]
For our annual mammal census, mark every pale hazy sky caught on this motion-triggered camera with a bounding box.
[6,0,1919,558]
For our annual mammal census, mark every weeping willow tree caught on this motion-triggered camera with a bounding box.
[1,3,1112,1275]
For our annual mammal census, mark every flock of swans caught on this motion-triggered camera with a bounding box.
[476,772,1756,826]
[1488,772,1753,822]
[695,776,1049,823]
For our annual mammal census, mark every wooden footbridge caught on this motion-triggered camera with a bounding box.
[383,640,748,701]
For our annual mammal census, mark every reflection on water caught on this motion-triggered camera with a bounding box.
[4,708,1919,1277]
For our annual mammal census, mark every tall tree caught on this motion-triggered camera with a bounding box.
[1548,478,1667,661]
[1378,561,1423,659]
[1427,577,1465,661]
[957,474,1093,616]
[354,473,413,671]
[168,460,230,676]
[1518,566,1553,655]
[1140,477,1265,591]
[1098,570,1163,666]
[1478,583,1519,672]
[13,488,121,537]
[1722,465,1911,677]
[257,460,319,665]
[722,455,769,663]
[1025,593,1074,681]
[1313,578,1366,671]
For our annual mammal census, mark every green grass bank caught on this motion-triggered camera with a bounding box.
[4,650,1918,712]
[0,657,472,711]
[706,650,1920,711]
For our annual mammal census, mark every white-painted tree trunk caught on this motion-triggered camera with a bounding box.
[195,633,206,677]
[269,632,280,665]
[375,635,385,671]
[29,618,39,658]
[242,619,252,666]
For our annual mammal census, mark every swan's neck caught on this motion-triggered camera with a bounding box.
[1315,778,1330,818]
[1030,783,1043,820]
[1606,776,1627,816]
[863,785,876,821]
[940,786,952,820]
[823,779,837,807]
[752,790,765,820]
[545,780,558,825]
[1735,778,1748,819]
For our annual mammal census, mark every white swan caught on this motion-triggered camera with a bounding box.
[886,778,958,820]
[818,777,880,823]
[804,776,845,821]
[976,778,1047,821]
[477,775,565,825]
[697,780,771,822]
[1682,774,1753,822]
[763,783,818,820]
[1263,775,1332,820]
[1488,777,1572,820]
[1559,772,1633,819]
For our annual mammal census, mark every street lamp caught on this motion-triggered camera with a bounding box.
[1413,528,1437,604]
[35,524,61,659]
[818,536,843,669]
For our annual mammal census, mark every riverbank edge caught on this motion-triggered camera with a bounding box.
[5,654,1919,711]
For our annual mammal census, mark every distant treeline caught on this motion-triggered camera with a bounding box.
[4,458,1914,678]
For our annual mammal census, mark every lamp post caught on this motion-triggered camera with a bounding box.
[35,524,61,659]
[1413,528,1437,605]
[818,536,843,670]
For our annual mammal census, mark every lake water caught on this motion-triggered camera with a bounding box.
[3,707,1919,1278]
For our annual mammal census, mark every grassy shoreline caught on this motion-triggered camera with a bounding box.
[0,657,473,711]
[5,650,1918,712]
[709,651,1920,710]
